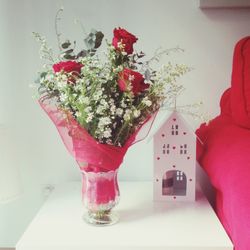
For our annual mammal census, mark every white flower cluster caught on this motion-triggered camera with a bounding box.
[142,97,152,107]
[96,117,112,140]
[79,96,90,105]
[55,73,68,89]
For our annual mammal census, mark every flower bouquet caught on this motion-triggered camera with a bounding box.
[33,11,190,225]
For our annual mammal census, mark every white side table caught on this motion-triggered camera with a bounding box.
[16,182,233,250]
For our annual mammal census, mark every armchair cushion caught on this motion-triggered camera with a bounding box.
[231,36,250,128]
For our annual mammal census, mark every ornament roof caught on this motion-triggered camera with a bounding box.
[147,109,202,144]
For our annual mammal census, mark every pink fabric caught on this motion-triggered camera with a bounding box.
[197,37,250,249]
[231,36,250,128]
[197,112,250,250]
[220,88,231,116]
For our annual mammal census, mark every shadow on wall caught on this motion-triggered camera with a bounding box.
[196,163,216,208]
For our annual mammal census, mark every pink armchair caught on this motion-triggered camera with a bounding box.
[197,36,250,250]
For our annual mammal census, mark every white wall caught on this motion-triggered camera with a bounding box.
[0,0,250,247]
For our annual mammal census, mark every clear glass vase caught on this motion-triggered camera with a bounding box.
[81,169,120,226]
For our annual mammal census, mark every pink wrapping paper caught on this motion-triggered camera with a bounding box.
[39,97,155,204]
[39,98,142,171]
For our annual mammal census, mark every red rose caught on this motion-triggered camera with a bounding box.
[118,68,149,96]
[53,60,83,74]
[53,61,83,84]
[112,28,138,55]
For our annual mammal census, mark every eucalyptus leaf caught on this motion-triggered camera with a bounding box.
[77,50,88,58]
[64,49,74,54]
[40,72,47,78]
[94,31,104,48]
[137,54,145,59]
[63,54,76,60]
[61,40,71,49]
[84,29,104,50]
[84,36,95,50]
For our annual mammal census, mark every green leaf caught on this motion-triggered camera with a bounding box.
[137,54,145,59]
[64,54,76,60]
[40,72,47,78]
[64,49,74,54]
[84,30,104,50]
[77,50,88,58]
[61,40,71,49]
[94,31,104,49]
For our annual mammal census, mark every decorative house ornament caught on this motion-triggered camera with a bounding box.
[153,110,196,201]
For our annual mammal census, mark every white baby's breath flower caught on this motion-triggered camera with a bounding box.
[84,106,92,113]
[124,109,132,121]
[109,98,115,104]
[145,100,152,106]
[99,117,111,127]
[60,93,68,102]
[103,128,112,138]
[94,89,103,101]
[110,105,116,114]
[116,108,123,116]
[75,111,81,117]
[96,126,104,134]
[57,81,67,89]
[96,105,104,114]
[79,96,90,105]
[86,112,94,123]
[142,97,152,107]
[100,99,108,106]
[133,110,141,118]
